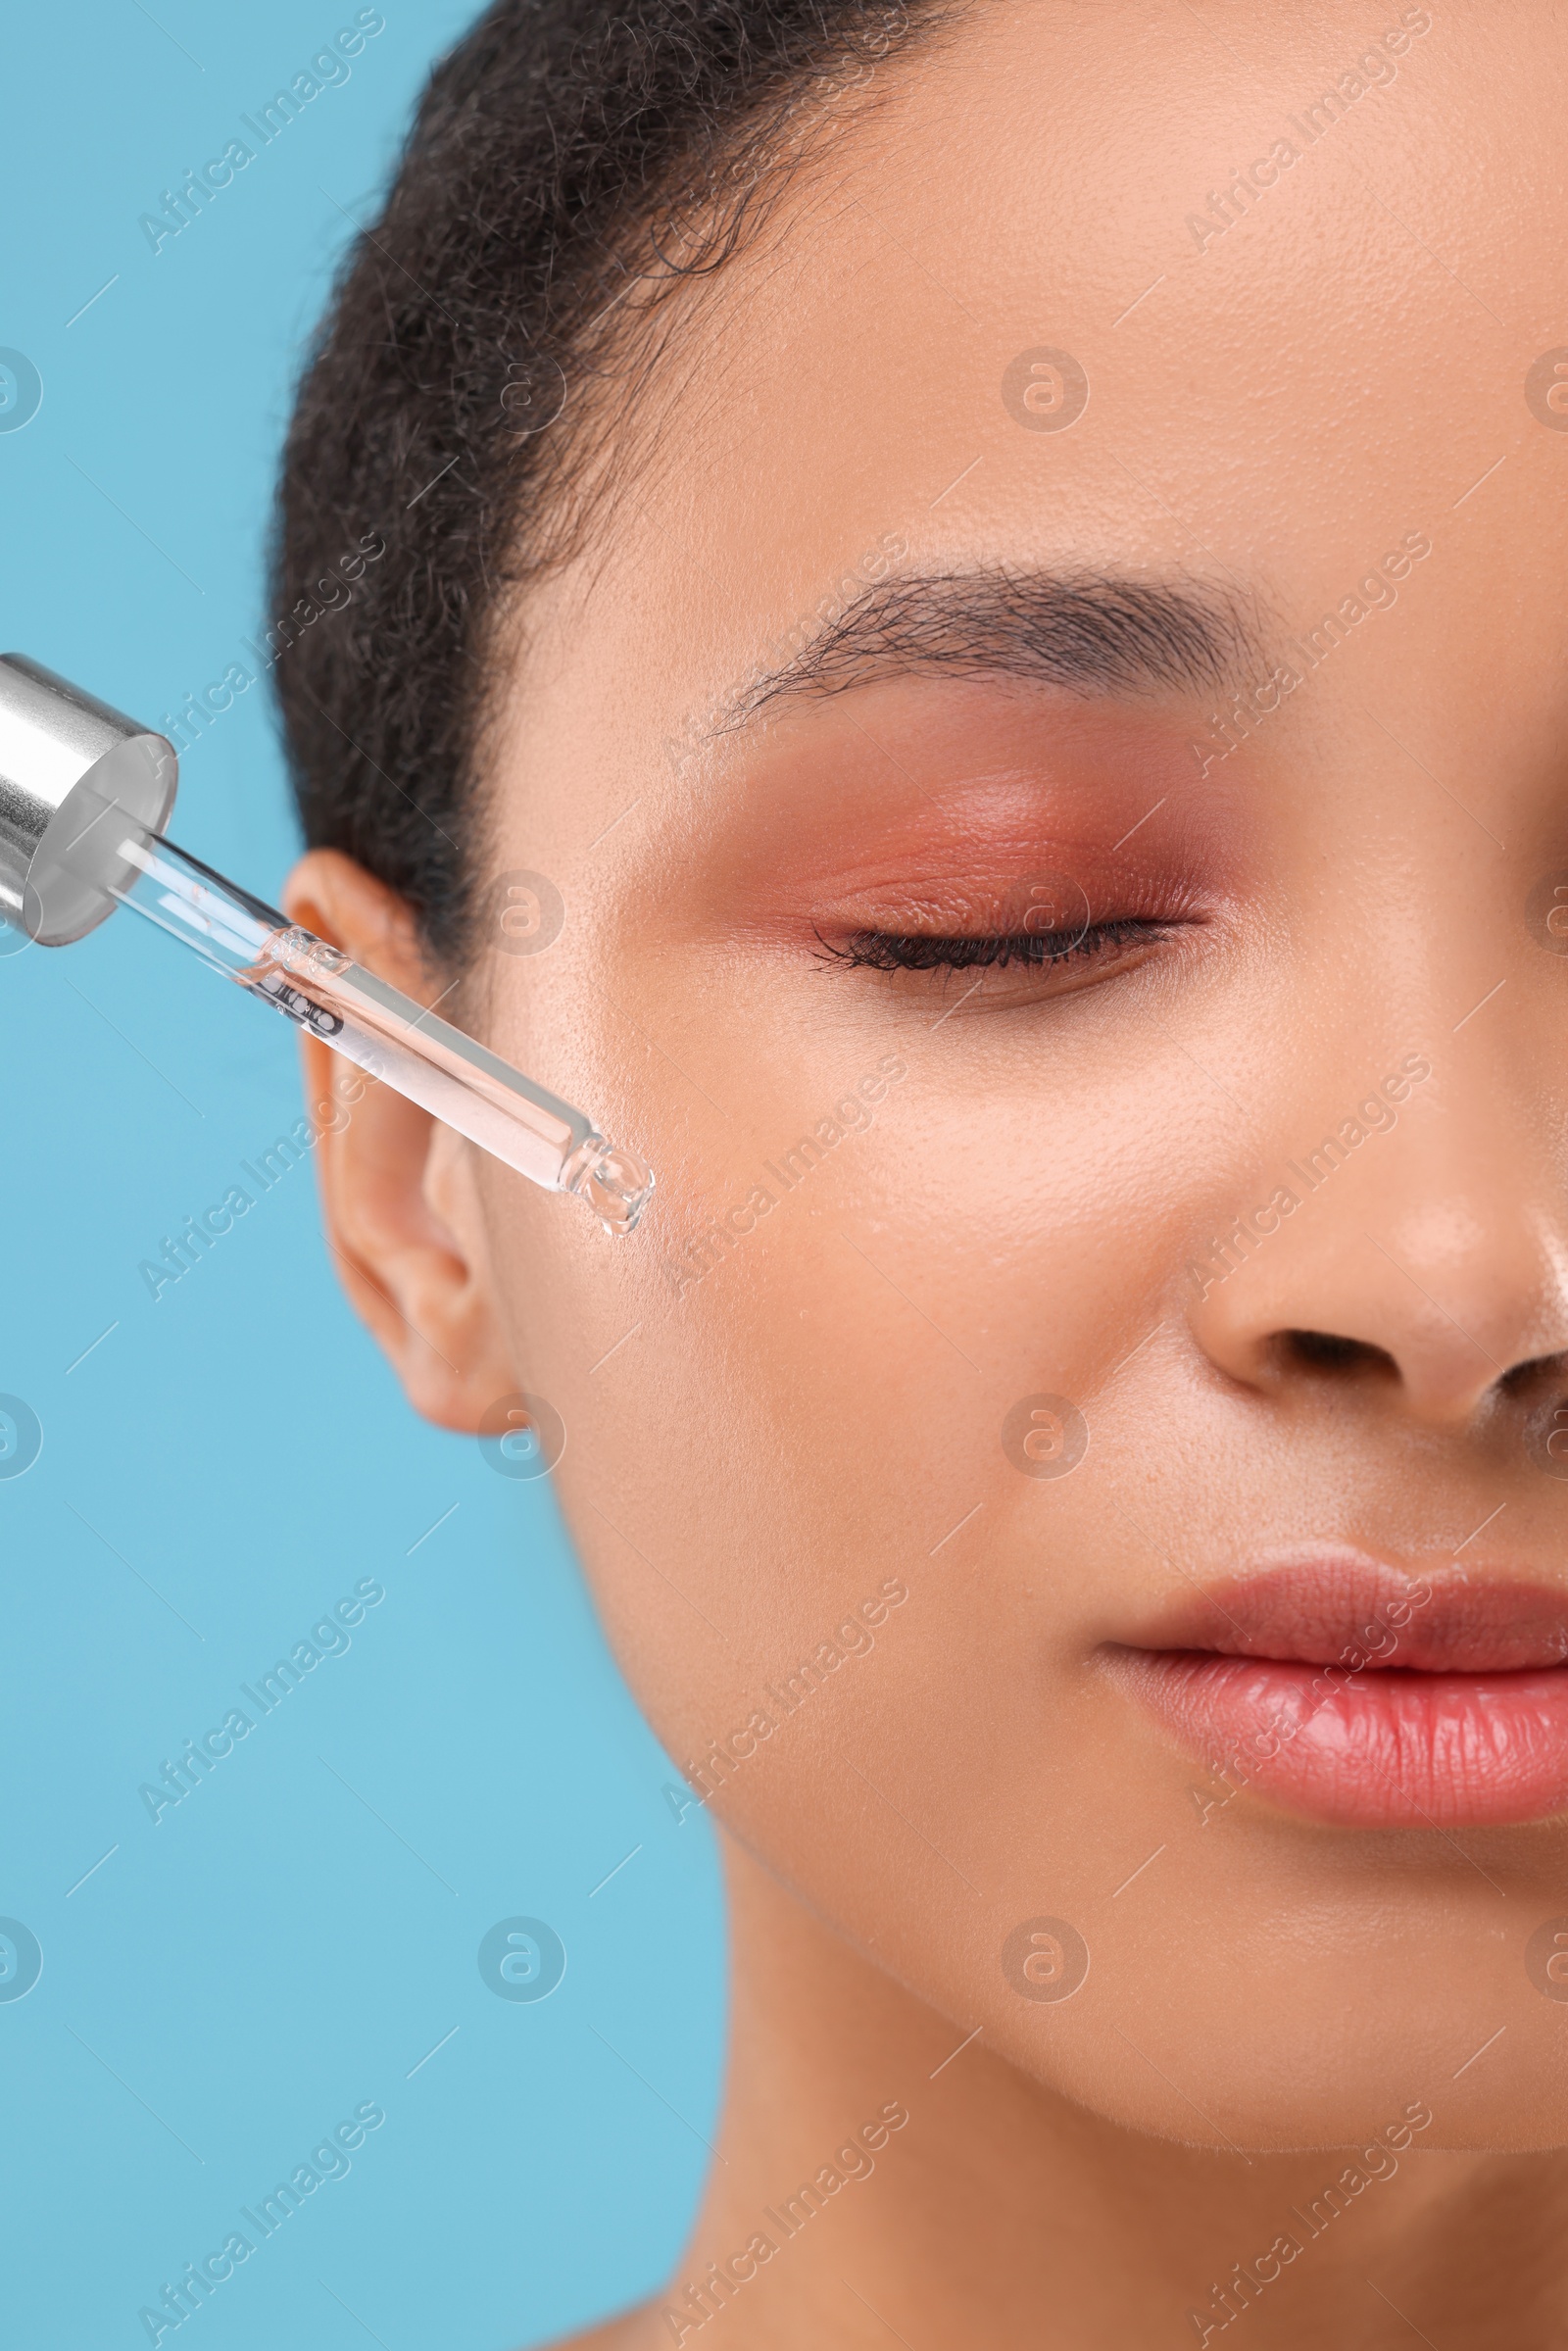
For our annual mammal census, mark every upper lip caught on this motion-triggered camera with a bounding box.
[1117,1549,1568,1675]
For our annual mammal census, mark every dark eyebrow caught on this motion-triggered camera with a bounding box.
[715,568,1261,731]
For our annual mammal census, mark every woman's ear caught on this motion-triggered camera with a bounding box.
[281,849,517,1432]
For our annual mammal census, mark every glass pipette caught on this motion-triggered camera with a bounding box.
[0,652,654,1235]
[111,824,653,1232]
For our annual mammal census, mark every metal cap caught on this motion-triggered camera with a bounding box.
[0,654,177,945]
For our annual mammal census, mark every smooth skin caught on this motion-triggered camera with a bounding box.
[287,3,1568,2341]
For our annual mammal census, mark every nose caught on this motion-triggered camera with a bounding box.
[1186,1046,1568,1431]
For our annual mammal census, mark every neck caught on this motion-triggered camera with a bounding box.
[626,1835,1568,2349]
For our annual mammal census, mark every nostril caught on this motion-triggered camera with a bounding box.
[1500,1351,1568,1399]
[1276,1328,1400,1380]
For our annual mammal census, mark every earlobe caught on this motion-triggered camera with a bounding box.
[282,850,517,1432]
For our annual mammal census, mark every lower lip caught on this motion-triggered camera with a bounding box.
[1110,1650,1568,1827]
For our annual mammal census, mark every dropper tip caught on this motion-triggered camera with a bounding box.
[566,1137,656,1236]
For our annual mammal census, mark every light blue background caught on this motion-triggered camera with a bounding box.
[0,8,721,2344]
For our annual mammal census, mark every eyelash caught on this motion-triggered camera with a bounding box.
[818,916,1174,975]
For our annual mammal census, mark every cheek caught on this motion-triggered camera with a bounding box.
[496,1012,1181,1866]
[487,873,1217,1714]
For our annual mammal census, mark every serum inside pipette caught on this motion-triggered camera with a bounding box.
[115,827,655,1235]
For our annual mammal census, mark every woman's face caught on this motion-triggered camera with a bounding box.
[307,0,1568,2151]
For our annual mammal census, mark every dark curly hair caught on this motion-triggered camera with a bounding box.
[269,0,948,967]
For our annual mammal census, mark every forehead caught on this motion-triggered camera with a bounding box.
[510,0,1568,807]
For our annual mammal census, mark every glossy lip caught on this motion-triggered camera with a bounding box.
[1103,1552,1568,1829]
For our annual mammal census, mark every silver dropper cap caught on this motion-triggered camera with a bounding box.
[0,654,177,946]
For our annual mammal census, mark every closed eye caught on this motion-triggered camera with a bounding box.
[816,915,1183,975]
